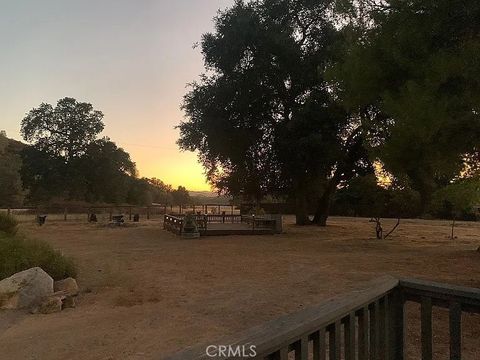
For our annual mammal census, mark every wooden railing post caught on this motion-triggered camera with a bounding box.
[449,302,462,360]
[370,300,380,360]
[344,312,356,360]
[421,297,433,360]
[358,306,369,360]
[390,289,405,360]
[313,328,326,360]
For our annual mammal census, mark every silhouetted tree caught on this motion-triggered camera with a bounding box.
[179,0,372,225]
[21,97,104,162]
[171,186,191,206]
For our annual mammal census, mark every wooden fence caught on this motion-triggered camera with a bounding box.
[166,276,480,360]
[0,204,240,223]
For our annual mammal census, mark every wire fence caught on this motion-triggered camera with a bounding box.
[0,204,241,224]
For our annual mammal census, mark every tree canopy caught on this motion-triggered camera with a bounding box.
[179,0,480,225]
[21,97,105,162]
[179,0,373,225]
[335,0,480,211]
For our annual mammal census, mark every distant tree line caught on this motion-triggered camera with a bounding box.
[0,98,191,207]
[179,0,480,225]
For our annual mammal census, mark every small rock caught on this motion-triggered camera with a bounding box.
[54,278,79,296]
[0,267,53,310]
[31,295,64,314]
[62,296,76,309]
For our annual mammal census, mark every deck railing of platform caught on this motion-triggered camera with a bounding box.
[194,214,243,224]
[163,214,183,235]
[241,215,277,231]
[165,276,480,360]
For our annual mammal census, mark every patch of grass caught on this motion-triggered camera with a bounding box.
[0,212,18,236]
[0,233,77,281]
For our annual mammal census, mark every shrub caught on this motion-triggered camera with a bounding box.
[429,179,480,220]
[0,212,18,236]
[0,234,77,281]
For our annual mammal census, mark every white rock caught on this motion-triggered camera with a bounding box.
[0,267,53,310]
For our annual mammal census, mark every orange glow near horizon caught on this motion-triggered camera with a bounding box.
[132,147,211,191]
[0,1,234,193]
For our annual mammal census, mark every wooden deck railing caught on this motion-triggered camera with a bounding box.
[195,214,243,225]
[165,276,480,360]
[163,214,183,235]
[164,214,281,235]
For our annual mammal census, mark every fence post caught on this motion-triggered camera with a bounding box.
[64,207,67,221]
[147,207,150,220]
[109,208,112,221]
[129,207,132,221]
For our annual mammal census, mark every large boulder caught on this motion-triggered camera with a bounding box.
[0,267,53,310]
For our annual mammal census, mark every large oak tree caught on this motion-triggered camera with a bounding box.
[179,0,373,225]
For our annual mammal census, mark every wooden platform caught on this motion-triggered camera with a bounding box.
[200,223,275,236]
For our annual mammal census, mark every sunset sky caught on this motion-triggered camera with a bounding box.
[0,0,235,191]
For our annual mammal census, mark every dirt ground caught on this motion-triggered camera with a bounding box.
[0,216,479,360]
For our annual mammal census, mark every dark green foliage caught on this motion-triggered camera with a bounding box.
[0,213,18,236]
[335,0,480,211]
[332,175,422,219]
[171,186,191,206]
[0,132,24,207]
[0,234,77,281]
[429,179,480,220]
[20,146,67,202]
[80,138,137,204]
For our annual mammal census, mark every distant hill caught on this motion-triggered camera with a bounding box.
[189,190,217,197]
[189,190,232,205]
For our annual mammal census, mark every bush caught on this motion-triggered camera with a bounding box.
[0,234,77,281]
[0,212,18,236]
[429,179,480,220]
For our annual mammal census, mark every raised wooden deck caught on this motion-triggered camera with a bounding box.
[200,223,275,236]
[163,214,280,236]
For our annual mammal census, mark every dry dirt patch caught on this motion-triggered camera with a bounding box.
[0,217,479,359]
